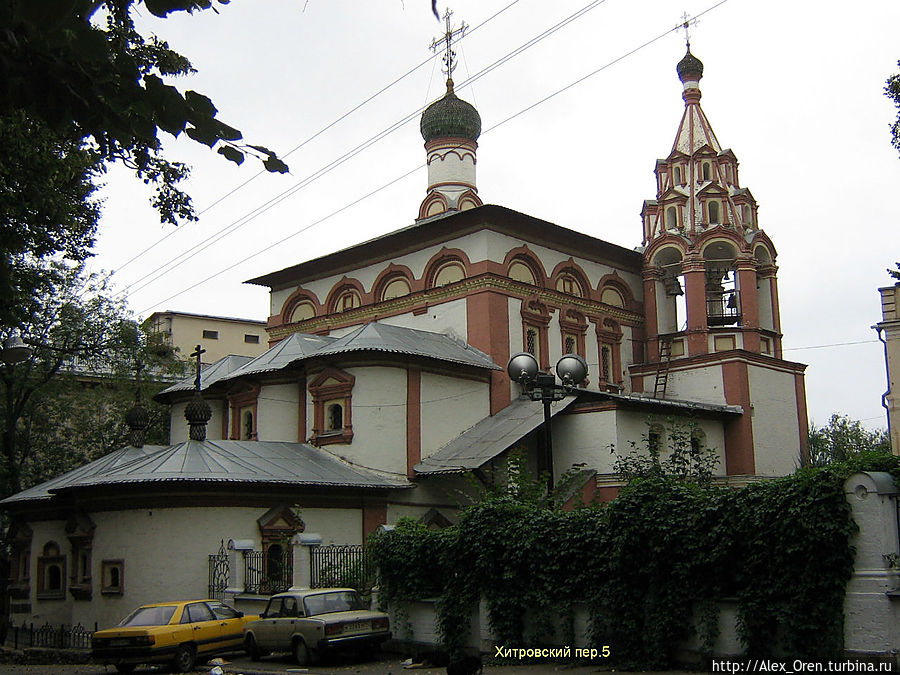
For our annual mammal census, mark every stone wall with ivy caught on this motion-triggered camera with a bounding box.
[370,452,900,669]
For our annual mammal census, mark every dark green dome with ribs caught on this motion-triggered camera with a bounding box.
[420,80,482,143]
[677,48,704,81]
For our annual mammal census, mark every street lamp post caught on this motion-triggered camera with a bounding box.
[506,352,588,492]
[1,335,33,364]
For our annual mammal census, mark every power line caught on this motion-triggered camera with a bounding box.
[782,339,878,352]
[119,0,613,302]
[109,0,525,282]
[136,3,728,313]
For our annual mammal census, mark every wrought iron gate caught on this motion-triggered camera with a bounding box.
[207,540,229,600]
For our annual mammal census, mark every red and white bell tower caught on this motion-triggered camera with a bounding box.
[632,46,809,477]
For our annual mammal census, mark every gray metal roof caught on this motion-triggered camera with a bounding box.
[157,354,255,397]
[1,440,411,508]
[314,323,499,370]
[222,332,337,380]
[415,396,577,475]
[50,440,412,492]
[0,444,166,505]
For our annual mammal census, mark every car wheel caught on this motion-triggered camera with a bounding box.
[115,666,136,674]
[244,633,263,662]
[172,643,197,673]
[294,638,314,666]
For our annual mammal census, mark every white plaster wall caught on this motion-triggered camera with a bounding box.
[748,364,801,477]
[427,150,476,187]
[481,231,643,299]
[256,382,299,442]
[552,408,619,475]
[666,364,727,406]
[379,297,468,342]
[169,399,226,444]
[420,373,489,458]
[326,366,407,475]
[22,520,73,627]
[302,507,363,546]
[20,505,366,632]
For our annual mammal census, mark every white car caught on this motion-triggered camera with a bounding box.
[242,588,390,665]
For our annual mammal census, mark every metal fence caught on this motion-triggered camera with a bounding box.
[310,545,374,592]
[243,548,292,594]
[208,540,229,600]
[7,622,95,650]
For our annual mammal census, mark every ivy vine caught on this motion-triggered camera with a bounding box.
[369,452,898,668]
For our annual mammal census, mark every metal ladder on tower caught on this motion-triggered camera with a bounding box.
[653,338,673,399]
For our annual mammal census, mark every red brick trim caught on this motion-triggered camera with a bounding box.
[407,368,421,479]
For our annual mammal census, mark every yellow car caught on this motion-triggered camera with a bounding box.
[91,599,258,673]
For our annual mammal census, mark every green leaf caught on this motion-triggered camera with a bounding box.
[263,156,289,174]
[184,90,218,117]
[184,125,218,147]
[217,145,245,165]
[214,119,242,142]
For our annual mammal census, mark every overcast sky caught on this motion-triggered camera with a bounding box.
[86,0,900,431]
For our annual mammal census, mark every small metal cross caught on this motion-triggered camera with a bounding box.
[680,11,698,48]
[190,344,206,392]
[430,8,468,79]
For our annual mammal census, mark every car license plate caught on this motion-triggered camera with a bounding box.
[110,639,130,646]
[344,621,369,633]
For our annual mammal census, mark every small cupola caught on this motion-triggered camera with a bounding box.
[417,11,484,220]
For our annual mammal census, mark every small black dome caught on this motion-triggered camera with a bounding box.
[420,80,482,143]
[677,48,704,81]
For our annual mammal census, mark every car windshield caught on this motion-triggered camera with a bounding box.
[303,591,365,616]
[118,605,177,627]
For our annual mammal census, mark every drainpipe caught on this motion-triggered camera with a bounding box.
[875,325,891,441]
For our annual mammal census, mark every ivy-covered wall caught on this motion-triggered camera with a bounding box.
[371,455,900,668]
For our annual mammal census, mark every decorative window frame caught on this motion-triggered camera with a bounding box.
[101,560,124,596]
[324,278,366,316]
[66,512,95,601]
[36,541,66,601]
[423,248,472,289]
[229,387,260,440]
[521,296,552,371]
[373,266,415,303]
[550,261,590,301]
[559,308,588,360]
[503,247,547,288]
[7,521,32,600]
[596,318,624,387]
[308,367,355,446]
[280,288,323,326]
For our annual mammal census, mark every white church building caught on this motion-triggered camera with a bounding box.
[2,44,807,631]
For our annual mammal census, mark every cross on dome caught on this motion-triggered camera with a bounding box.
[430,8,468,90]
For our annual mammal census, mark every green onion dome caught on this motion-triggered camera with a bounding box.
[420,79,482,143]
[676,48,704,82]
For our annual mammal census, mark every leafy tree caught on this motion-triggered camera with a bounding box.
[0,112,104,328]
[806,413,891,467]
[888,63,900,157]
[1,1,288,225]
[0,261,182,498]
[889,262,900,282]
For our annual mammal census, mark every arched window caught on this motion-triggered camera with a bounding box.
[702,162,711,180]
[600,287,625,308]
[673,166,682,184]
[648,424,664,456]
[290,301,315,323]
[381,277,410,301]
[327,403,343,432]
[336,290,360,313]
[508,260,536,285]
[525,327,539,359]
[666,206,678,228]
[242,410,254,440]
[708,201,720,224]
[556,274,583,297]
[433,261,466,287]
[690,428,707,455]
[37,541,65,600]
